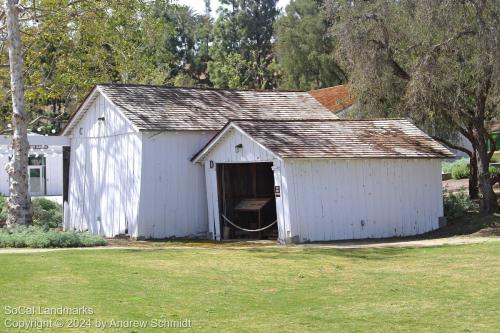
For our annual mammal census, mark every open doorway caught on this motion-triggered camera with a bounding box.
[217,162,278,240]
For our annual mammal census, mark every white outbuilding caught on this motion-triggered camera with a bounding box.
[192,119,453,242]
[0,133,69,197]
[62,84,453,243]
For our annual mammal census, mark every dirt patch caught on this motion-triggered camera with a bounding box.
[443,178,469,192]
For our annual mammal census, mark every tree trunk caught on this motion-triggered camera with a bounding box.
[469,151,479,199]
[4,0,32,226]
[473,129,498,214]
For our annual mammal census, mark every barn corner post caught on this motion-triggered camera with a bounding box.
[4,0,33,226]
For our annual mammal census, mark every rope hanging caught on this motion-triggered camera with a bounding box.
[222,214,277,232]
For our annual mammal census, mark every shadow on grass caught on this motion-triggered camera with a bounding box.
[243,246,417,261]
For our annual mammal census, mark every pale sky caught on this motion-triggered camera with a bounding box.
[175,0,292,16]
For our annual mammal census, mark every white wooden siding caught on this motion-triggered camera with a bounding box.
[45,148,63,196]
[201,127,276,163]
[66,94,142,237]
[138,131,215,238]
[0,153,9,195]
[284,158,443,241]
[198,127,285,241]
[0,147,63,197]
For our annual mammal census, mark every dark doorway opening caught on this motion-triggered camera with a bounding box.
[217,163,277,240]
[62,146,70,202]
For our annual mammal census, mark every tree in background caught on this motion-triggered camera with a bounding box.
[153,1,212,87]
[209,0,279,89]
[326,0,499,213]
[0,0,215,134]
[274,0,345,90]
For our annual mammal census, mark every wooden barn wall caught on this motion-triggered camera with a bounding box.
[200,128,283,241]
[66,94,142,237]
[138,131,215,238]
[203,128,276,163]
[283,158,444,242]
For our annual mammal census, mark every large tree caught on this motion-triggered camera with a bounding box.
[3,0,31,225]
[275,0,345,90]
[209,0,279,89]
[326,0,499,213]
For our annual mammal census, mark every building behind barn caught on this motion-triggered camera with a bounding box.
[62,84,452,243]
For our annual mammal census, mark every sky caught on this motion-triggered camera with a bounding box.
[175,0,292,16]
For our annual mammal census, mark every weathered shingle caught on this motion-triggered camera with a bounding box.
[221,119,453,159]
[98,84,337,131]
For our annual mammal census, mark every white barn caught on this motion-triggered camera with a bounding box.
[63,84,452,243]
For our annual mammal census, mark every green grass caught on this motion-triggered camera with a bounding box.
[1,243,499,332]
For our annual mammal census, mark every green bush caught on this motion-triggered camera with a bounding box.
[442,161,454,174]
[0,197,63,228]
[0,226,107,248]
[446,158,499,180]
[443,190,475,219]
[451,159,470,179]
[0,197,8,226]
[32,198,63,229]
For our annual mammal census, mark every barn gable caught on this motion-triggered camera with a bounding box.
[193,119,454,162]
[63,84,338,135]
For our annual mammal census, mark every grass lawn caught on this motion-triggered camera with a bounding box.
[1,242,499,332]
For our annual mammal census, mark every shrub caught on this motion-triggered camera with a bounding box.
[451,159,470,179]
[32,198,63,229]
[0,226,106,248]
[0,197,62,228]
[445,158,500,180]
[0,197,8,227]
[443,190,475,219]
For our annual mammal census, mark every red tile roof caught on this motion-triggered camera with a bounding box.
[309,85,353,113]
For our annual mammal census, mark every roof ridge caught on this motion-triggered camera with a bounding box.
[228,118,409,122]
[97,83,307,93]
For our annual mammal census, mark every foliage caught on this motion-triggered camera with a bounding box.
[209,0,279,89]
[0,197,62,229]
[31,198,63,229]
[443,158,498,180]
[451,159,472,180]
[274,0,345,90]
[443,190,476,219]
[0,197,8,224]
[0,0,213,133]
[326,0,500,212]
[0,226,106,248]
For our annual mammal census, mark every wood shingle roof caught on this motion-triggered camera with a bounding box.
[193,119,454,161]
[98,84,337,131]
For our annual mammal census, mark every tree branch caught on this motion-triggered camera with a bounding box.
[432,135,472,157]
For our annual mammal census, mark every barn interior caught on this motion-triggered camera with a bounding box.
[217,163,278,240]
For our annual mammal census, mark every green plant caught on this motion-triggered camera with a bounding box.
[0,197,63,229]
[443,190,476,219]
[446,158,498,180]
[451,160,470,179]
[441,161,454,174]
[0,196,8,226]
[32,198,63,229]
[0,226,106,248]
